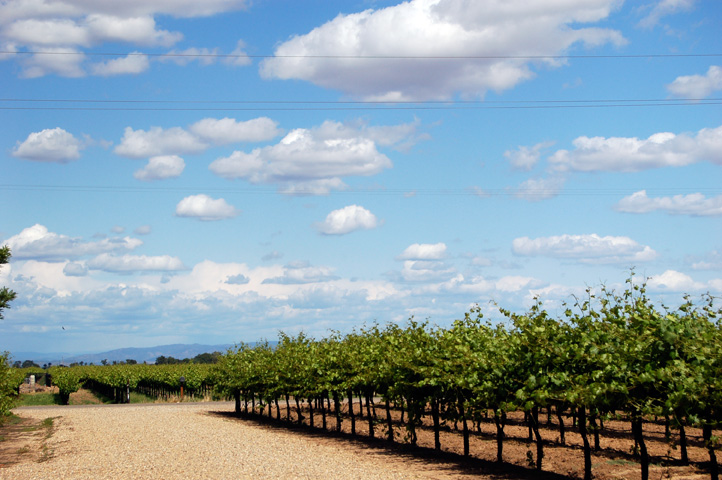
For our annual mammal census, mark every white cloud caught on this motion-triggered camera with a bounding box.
[495,275,544,293]
[84,14,182,46]
[397,260,456,283]
[262,261,339,285]
[260,0,625,100]
[18,47,86,78]
[133,225,152,235]
[115,126,207,158]
[222,39,252,67]
[615,190,722,216]
[188,117,281,145]
[175,194,239,221]
[209,120,395,193]
[512,234,657,264]
[0,1,251,24]
[647,270,704,292]
[134,155,185,181]
[549,125,722,172]
[316,205,379,235]
[5,18,88,46]
[667,65,722,99]
[4,224,143,261]
[514,176,566,202]
[397,243,447,261]
[115,117,280,159]
[504,141,555,170]
[159,41,251,67]
[0,1,251,77]
[638,0,696,28]
[87,253,185,272]
[90,52,149,76]
[12,127,83,162]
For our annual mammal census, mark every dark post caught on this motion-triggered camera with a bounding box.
[179,376,186,402]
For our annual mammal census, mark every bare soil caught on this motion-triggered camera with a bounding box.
[239,400,716,480]
[0,415,53,468]
[1,399,717,479]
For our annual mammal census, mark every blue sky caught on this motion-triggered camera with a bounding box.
[1,0,721,356]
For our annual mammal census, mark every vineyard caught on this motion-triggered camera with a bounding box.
[2,277,721,480]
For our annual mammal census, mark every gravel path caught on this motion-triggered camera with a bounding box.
[3,403,462,480]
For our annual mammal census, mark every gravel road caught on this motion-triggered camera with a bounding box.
[3,402,462,480]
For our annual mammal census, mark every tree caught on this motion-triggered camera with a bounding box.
[0,245,17,320]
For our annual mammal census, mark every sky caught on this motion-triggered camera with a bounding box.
[1,0,721,357]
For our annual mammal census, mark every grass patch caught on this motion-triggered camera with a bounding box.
[16,445,31,455]
[15,393,59,407]
[130,391,156,403]
[1,413,24,427]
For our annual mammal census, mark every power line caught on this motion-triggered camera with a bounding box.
[1,51,721,60]
[2,184,720,197]
[2,97,719,104]
[1,100,719,112]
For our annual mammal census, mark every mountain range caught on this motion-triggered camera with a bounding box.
[9,343,234,366]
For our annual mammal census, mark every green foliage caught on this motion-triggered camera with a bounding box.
[211,274,721,478]
[0,245,17,320]
[0,353,17,418]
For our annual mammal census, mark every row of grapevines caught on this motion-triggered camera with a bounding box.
[47,363,217,404]
[215,277,721,480]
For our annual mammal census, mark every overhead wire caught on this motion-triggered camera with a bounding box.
[0,98,719,111]
[1,184,720,197]
[2,51,721,59]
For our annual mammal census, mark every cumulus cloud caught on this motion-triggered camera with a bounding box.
[87,253,185,272]
[638,0,696,29]
[667,65,722,99]
[209,120,397,194]
[504,141,555,170]
[188,117,281,145]
[115,117,280,159]
[549,125,722,172]
[615,190,722,216]
[260,0,625,100]
[133,225,152,235]
[134,155,185,181]
[4,224,142,261]
[0,1,251,77]
[175,194,239,221]
[262,261,339,284]
[646,269,704,292]
[90,52,149,76]
[397,243,447,261]
[16,47,86,78]
[397,260,456,283]
[495,275,545,293]
[12,127,83,162]
[316,205,379,235]
[114,126,208,158]
[512,234,657,264]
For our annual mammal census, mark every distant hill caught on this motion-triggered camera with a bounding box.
[11,343,234,366]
